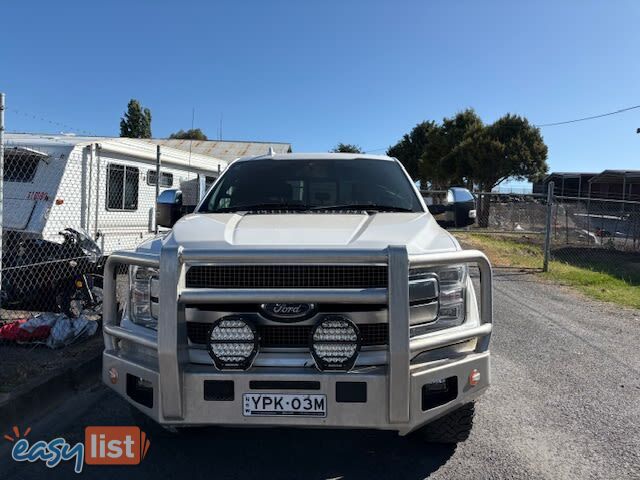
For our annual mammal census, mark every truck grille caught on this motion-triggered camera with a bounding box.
[185,265,388,289]
[187,322,388,348]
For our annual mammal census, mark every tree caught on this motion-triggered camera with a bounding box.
[433,109,484,188]
[469,114,548,226]
[480,114,548,190]
[388,110,548,226]
[169,128,208,140]
[387,121,439,183]
[331,143,363,153]
[120,99,152,138]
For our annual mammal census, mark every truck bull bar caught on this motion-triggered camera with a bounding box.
[103,246,492,424]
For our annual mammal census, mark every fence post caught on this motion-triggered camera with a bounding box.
[155,145,161,234]
[565,207,569,244]
[0,93,5,314]
[543,180,554,272]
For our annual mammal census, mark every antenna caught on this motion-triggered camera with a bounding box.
[219,113,223,141]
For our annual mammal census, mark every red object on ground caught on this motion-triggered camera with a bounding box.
[0,319,51,342]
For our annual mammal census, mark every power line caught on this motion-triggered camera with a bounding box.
[8,108,100,136]
[362,103,640,152]
[535,104,640,127]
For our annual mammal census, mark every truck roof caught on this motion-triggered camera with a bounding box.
[234,152,396,163]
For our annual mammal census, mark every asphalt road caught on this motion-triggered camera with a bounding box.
[2,270,639,479]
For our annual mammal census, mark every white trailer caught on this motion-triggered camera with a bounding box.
[3,133,226,254]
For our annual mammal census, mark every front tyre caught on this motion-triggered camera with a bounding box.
[411,403,475,444]
[129,404,165,433]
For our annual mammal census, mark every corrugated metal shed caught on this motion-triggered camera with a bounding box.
[5,134,292,165]
[589,169,640,183]
[144,139,292,162]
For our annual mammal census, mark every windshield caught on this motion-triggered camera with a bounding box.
[199,159,423,213]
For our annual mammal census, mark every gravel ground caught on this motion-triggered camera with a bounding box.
[1,270,639,479]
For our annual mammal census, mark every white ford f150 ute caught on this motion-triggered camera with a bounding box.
[102,152,492,443]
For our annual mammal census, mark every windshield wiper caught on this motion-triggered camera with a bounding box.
[213,203,309,213]
[310,204,414,212]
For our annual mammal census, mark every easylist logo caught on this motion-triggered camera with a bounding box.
[6,425,150,473]
[85,426,151,465]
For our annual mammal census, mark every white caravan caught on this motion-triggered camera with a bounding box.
[3,133,227,254]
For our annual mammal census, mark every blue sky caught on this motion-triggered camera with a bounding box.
[2,0,639,187]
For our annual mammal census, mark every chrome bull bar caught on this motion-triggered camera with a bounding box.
[103,246,492,424]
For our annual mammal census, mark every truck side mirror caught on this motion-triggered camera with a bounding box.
[447,187,476,228]
[427,204,447,215]
[156,189,183,228]
[424,187,476,229]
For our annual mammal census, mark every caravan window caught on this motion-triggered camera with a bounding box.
[107,164,139,211]
[4,152,40,182]
[147,170,174,187]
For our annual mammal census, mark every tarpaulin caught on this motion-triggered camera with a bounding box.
[0,312,98,348]
[0,318,51,342]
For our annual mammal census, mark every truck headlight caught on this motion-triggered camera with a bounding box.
[409,265,467,332]
[129,266,159,329]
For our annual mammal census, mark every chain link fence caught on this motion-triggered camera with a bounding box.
[0,96,225,393]
[1,145,109,352]
[0,115,214,358]
[0,146,204,311]
[549,195,640,284]
[551,196,640,251]
[422,190,549,270]
[4,146,101,321]
[423,188,640,276]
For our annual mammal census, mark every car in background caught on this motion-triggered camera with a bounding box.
[422,187,477,228]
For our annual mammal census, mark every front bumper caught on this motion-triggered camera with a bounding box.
[104,348,489,435]
[102,246,492,435]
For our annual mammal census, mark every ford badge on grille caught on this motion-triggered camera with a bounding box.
[260,303,317,322]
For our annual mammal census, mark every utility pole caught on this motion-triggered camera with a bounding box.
[0,93,5,312]
[155,145,161,234]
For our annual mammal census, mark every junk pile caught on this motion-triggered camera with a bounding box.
[0,312,99,348]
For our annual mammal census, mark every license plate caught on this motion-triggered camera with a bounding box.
[243,393,327,417]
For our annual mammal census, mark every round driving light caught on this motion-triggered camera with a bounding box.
[310,315,361,372]
[207,316,259,370]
